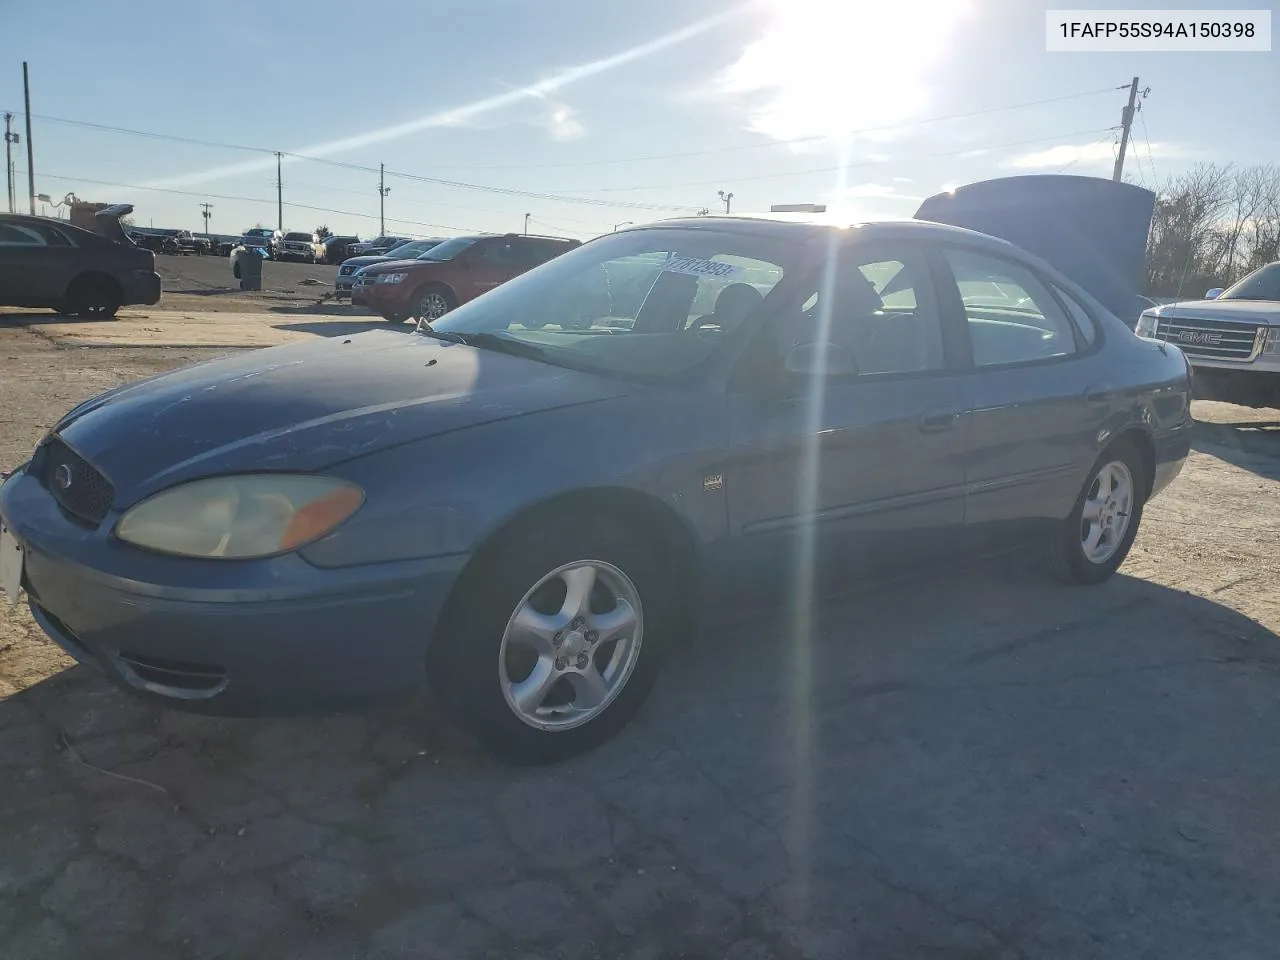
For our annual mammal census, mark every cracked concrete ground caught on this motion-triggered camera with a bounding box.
[2,316,1280,959]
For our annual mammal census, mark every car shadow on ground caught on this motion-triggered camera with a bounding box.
[1192,417,1280,479]
[271,319,400,338]
[0,311,110,327]
[4,557,1280,957]
[268,303,378,317]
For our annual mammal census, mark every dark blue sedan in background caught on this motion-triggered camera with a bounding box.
[0,209,1192,763]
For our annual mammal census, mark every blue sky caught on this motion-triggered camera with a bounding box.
[2,0,1275,240]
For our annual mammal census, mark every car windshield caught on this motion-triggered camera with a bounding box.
[417,236,478,261]
[284,232,310,241]
[1219,263,1280,301]
[430,228,798,379]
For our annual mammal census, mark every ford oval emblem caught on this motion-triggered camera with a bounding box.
[54,463,73,490]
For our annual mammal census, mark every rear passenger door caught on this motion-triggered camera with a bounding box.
[0,221,65,306]
[934,245,1112,548]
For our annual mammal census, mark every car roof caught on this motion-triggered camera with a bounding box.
[631,215,1016,252]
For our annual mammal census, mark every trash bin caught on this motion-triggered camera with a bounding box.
[235,247,265,291]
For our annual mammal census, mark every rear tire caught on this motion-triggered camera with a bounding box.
[1045,440,1146,584]
[66,276,122,320]
[428,519,671,765]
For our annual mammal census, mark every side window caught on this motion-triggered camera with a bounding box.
[33,224,73,247]
[942,248,1077,366]
[1051,283,1097,347]
[0,223,46,246]
[784,246,945,376]
[477,240,519,266]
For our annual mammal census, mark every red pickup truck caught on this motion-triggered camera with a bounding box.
[354,233,579,322]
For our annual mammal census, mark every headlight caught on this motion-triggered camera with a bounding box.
[116,475,363,559]
[1135,312,1158,338]
[1265,327,1280,355]
[378,273,406,284]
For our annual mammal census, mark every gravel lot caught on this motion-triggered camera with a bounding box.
[1,312,1279,959]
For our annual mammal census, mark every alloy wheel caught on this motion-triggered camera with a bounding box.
[1080,460,1134,564]
[418,291,451,322]
[497,560,644,732]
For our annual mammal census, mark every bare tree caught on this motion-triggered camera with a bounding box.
[1144,163,1280,297]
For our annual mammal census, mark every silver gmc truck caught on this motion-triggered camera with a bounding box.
[1137,261,1280,406]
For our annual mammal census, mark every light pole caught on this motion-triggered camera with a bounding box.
[717,190,734,214]
[523,213,531,235]
[613,221,633,232]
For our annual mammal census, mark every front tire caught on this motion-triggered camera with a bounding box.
[1046,441,1146,584]
[428,520,671,764]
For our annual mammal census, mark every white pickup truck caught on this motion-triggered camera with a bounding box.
[1136,261,1280,406]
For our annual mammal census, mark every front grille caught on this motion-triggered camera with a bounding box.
[39,438,114,525]
[1154,316,1265,362]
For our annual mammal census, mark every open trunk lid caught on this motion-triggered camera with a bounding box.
[915,175,1155,323]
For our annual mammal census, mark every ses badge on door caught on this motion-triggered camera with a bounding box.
[0,519,23,606]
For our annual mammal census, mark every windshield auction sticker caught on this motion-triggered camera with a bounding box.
[661,255,743,280]
[1046,10,1270,50]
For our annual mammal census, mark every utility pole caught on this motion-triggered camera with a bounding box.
[3,113,18,213]
[378,163,390,236]
[718,189,734,214]
[199,202,213,236]
[275,151,283,232]
[523,212,530,235]
[1112,76,1140,182]
[23,62,35,215]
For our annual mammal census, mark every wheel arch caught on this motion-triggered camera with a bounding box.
[66,270,123,300]
[1110,426,1156,498]
[433,486,705,651]
[412,279,457,308]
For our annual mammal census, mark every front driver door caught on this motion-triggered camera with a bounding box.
[725,240,971,605]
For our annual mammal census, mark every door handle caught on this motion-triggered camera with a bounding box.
[918,407,962,433]
[1084,381,1115,404]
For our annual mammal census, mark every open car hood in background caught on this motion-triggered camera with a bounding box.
[915,175,1156,323]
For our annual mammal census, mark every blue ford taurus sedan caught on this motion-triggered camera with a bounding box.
[0,216,1192,763]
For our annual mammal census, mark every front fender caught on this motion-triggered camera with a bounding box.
[300,390,730,568]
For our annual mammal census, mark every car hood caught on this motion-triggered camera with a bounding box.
[341,255,393,270]
[360,258,442,277]
[54,330,633,502]
[1153,299,1280,323]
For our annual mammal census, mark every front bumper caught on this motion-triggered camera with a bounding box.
[1,467,467,716]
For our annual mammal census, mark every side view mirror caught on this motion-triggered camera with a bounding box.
[783,342,857,378]
[1205,287,1224,300]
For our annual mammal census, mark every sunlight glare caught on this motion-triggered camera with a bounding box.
[721,0,972,144]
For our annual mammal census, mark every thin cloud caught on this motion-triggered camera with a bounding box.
[831,182,922,201]
[146,8,742,189]
[1004,141,1181,169]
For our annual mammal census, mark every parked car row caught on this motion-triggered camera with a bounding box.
[343,233,581,322]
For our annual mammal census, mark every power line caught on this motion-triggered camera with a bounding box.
[581,127,1119,192]
[9,86,1123,172]
[1138,103,1159,186]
